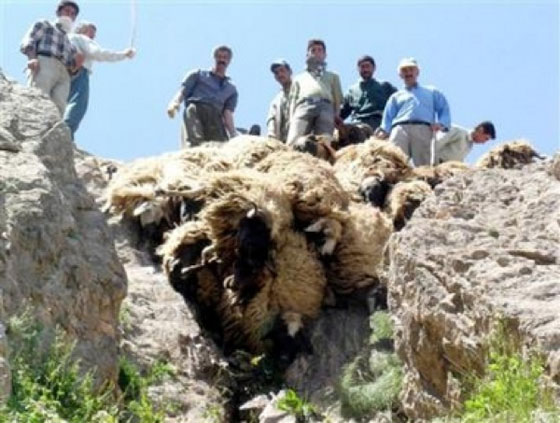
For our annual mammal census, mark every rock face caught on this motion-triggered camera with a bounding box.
[74,151,227,422]
[0,73,127,384]
[385,160,560,419]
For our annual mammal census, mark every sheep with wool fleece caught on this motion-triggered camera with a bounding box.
[221,230,327,353]
[220,135,288,169]
[475,140,543,169]
[384,179,433,231]
[334,138,412,202]
[326,202,393,295]
[407,161,470,188]
[157,220,223,312]
[256,150,349,255]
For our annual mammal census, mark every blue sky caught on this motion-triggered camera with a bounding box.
[1,0,559,163]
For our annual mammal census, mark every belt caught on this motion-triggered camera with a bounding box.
[37,51,64,61]
[302,97,331,105]
[392,120,431,128]
[37,51,71,70]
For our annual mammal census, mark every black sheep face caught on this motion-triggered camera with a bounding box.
[264,317,313,367]
[347,125,365,144]
[232,208,272,303]
[359,175,390,208]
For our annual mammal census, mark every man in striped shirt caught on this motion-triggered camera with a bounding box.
[20,1,84,116]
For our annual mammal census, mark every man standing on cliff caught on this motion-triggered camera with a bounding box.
[286,39,343,146]
[63,21,136,139]
[340,55,397,131]
[167,45,238,148]
[378,58,451,166]
[266,59,292,142]
[20,1,84,116]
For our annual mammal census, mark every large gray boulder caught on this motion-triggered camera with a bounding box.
[74,150,228,422]
[385,159,560,419]
[0,73,127,386]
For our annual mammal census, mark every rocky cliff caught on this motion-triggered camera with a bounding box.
[0,73,126,394]
[385,158,560,419]
[1,71,558,422]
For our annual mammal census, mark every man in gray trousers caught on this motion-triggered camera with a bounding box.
[377,58,451,166]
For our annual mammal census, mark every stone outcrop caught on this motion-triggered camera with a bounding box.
[74,151,228,422]
[0,73,127,386]
[385,159,560,419]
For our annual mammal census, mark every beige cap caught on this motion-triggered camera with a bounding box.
[398,57,419,71]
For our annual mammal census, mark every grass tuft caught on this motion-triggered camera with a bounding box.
[0,313,168,423]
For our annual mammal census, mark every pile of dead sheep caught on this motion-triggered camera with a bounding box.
[102,131,543,359]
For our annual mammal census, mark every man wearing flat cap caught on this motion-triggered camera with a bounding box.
[378,57,451,166]
[267,59,292,142]
[20,1,84,115]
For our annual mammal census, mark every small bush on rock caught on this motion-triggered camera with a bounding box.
[0,313,169,423]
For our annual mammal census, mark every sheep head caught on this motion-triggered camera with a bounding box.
[359,174,391,208]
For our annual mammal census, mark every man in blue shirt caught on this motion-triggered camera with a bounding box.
[167,45,238,147]
[378,58,451,166]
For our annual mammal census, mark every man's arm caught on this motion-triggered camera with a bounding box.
[81,36,135,62]
[21,21,45,74]
[20,21,45,58]
[288,79,300,118]
[167,89,183,118]
[223,109,236,138]
[266,97,278,138]
[223,90,239,138]
[434,89,451,130]
[332,73,343,115]
[339,90,353,121]
[167,70,198,118]
[379,94,397,134]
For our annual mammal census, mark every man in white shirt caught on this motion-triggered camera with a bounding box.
[266,59,292,142]
[63,21,135,139]
[435,121,496,163]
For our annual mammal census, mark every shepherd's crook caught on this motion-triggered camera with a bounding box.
[130,0,137,49]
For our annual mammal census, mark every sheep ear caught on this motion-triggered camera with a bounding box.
[305,220,323,233]
[246,207,257,218]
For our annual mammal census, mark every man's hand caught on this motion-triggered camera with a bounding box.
[27,59,40,74]
[124,48,136,59]
[167,100,180,118]
[431,123,443,132]
[374,128,389,139]
[334,115,344,128]
[74,52,85,69]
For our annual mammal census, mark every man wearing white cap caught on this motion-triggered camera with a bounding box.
[267,59,292,142]
[378,58,450,166]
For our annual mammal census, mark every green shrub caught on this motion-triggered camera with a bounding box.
[1,314,115,423]
[448,321,560,423]
[0,313,168,423]
[460,349,558,422]
[369,311,394,344]
[338,310,403,420]
[339,352,403,419]
[276,389,316,421]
